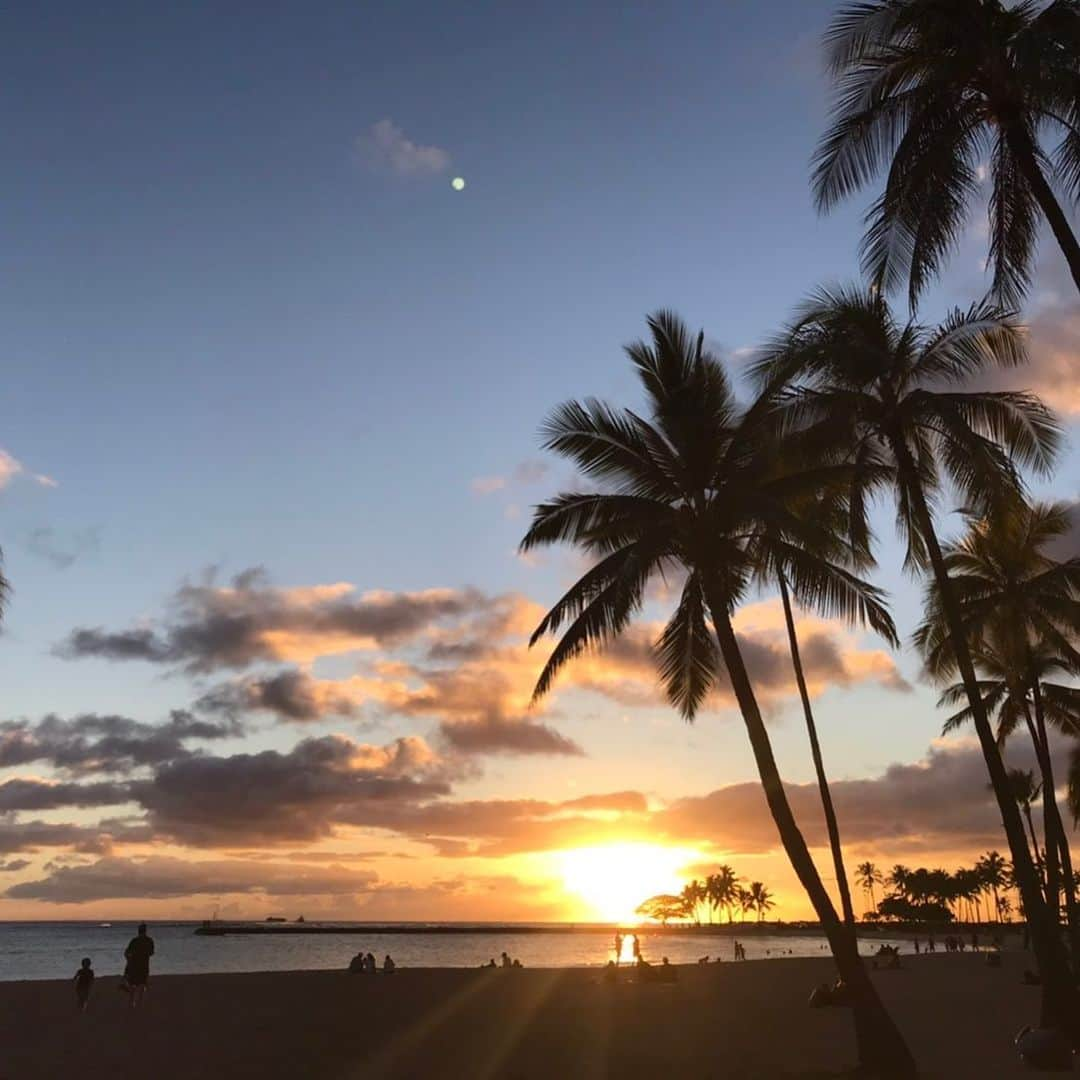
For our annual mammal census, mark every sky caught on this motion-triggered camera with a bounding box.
[1,0,1079,923]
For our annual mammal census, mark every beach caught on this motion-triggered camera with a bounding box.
[0,951,1049,1078]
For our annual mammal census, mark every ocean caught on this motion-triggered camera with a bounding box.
[0,922,918,982]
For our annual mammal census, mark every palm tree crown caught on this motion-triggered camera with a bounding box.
[816,0,1080,306]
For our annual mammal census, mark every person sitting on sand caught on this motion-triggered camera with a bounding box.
[348,952,366,974]
[364,952,377,974]
[501,951,511,969]
[383,955,396,974]
[74,957,94,1011]
[512,958,522,968]
[122,923,155,1009]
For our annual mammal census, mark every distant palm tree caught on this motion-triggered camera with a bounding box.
[522,311,915,1074]
[706,866,740,924]
[681,879,707,925]
[754,286,1078,1037]
[737,886,756,924]
[856,862,883,914]
[887,865,911,899]
[815,0,1080,306]
[749,882,775,924]
[978,852,1009,923]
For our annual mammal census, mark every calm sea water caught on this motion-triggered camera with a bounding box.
[0,922,916,982]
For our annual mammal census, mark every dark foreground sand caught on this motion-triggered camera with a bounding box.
[0,952,1056,1079]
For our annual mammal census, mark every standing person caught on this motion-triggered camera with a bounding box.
[74,958,94,1011]
[631,935,641,963]
[614,931,623,965]
[123,923,155,1009]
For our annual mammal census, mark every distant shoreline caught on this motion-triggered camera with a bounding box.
[192,920,1021,937]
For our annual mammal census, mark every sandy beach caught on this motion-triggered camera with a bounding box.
[0,951,1053,1078]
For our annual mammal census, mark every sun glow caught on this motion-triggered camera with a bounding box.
[555,843,698,923]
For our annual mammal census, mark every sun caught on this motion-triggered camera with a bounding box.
[555,843,698,923]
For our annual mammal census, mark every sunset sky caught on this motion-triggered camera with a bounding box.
[2,0,1079,923]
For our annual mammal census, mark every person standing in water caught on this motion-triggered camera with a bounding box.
[123,923,155,1009]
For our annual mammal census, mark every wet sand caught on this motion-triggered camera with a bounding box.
[0,951,1049,1078]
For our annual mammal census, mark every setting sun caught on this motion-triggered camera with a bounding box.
[554,843,700,923]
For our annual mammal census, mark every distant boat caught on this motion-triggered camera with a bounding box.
[99,923,111,928]
[265,917,286,923]
[296,915,306,923]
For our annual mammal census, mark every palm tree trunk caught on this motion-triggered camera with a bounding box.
[1023,802,1047,895]
[1005,122,1080,298]
[705,588,917,1077]
[892,446,1078,1037]
[1030,678,1080,962]
[1025,705,1062,919]
[778,573,858,927]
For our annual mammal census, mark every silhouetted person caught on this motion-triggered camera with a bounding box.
[383,955,395,974]
[501,951,511,968]
[364,953,376,973]
[631,936,641,963]
[348,952,365,974]
[614,932,623,964]
[123,923,154,1008]
[74,957,94,1011]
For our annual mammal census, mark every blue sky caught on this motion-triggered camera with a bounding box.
[1,1,1078,917]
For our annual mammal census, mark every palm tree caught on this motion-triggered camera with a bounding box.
[753,287,1077,1037]
[1010,768,1047,891]
[856,861,883,914]
[916,502,1080,944]
[888,864,911,899]
[706,866,740,924]
[748,478,893,929]
[681,879,707,925]
[815,0,1080,307]
[522,311,916,1074]
[737,885,756,924]
[978,852,1009,923]
[749,881,775,924]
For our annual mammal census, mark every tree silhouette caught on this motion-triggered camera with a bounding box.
[635,894,689,926]
[815,0,1080,306]
[749,881,775,923]
[1010,768,1046,892]
[916,502,1080,948]
[856,862,883,915]
[522,311,915,1074]
[754,286,1077,1037]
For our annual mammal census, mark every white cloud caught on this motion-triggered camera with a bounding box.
[0,449,56,491]
[358,119,451,176]
[0,450,23,489]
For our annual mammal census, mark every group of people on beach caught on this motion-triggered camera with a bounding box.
[74,923,155,1012]
[347,951,395,974]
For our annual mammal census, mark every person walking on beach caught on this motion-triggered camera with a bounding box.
[122,923,155,1009]
[74,957,94,1011]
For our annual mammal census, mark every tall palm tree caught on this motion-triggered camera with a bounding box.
[749,882,775,924]
[748,481,894,929]
[753,287,1077,1037]
[521,311,916,1075]
[856,861,883,914]
[815,0,1080,307]
[1010,768,1047,891]
[916,502,1080,945]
